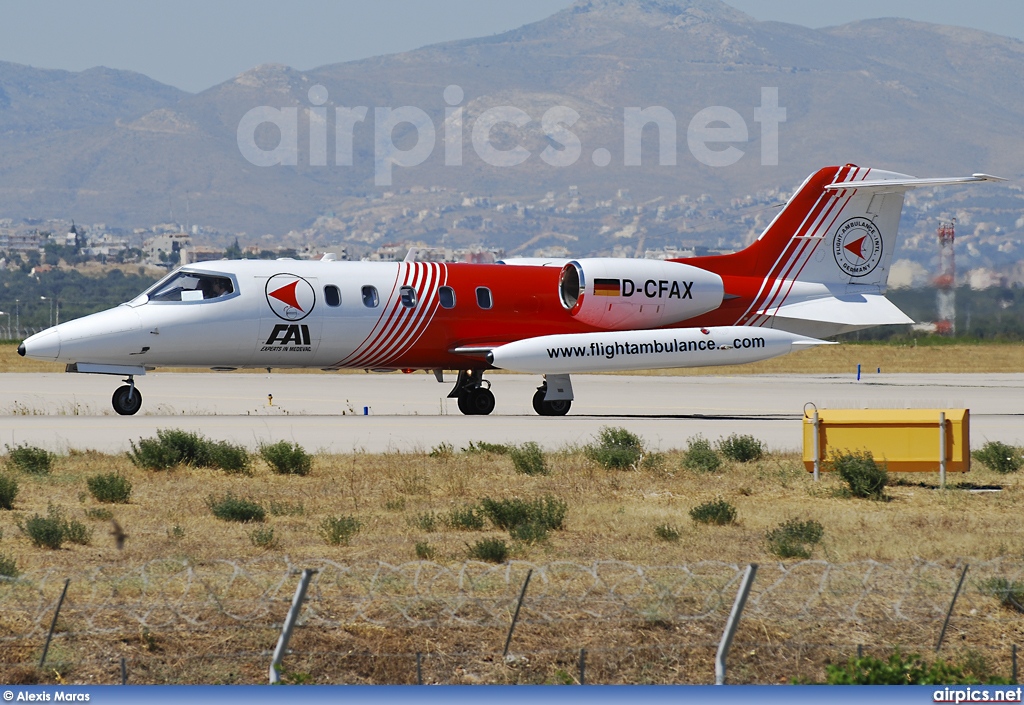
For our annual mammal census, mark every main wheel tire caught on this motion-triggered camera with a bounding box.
[532,389,547,415]
[543,399,571,416]
[468,387,495,415]
[112,385,142,416]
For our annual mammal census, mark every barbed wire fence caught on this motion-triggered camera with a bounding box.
[1,558,1022,684]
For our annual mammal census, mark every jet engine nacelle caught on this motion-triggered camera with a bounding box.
[558,259,724,330]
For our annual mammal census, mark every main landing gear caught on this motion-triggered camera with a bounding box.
[111,376,143,416]
[533,383,571,416]
[448,369,496,415]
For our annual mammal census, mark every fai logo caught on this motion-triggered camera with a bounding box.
[833,217,883,277]
[266,274,315,321]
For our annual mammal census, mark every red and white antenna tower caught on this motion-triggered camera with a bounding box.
[935,220,956,335]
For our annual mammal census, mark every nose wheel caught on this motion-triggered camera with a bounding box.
[112,377,143,416]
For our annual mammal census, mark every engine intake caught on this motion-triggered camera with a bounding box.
[559,259,724,329]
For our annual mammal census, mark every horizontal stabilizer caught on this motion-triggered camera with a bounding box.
[759,294,913,327]
[824,174,1006,192]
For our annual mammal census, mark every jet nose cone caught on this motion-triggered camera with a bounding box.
[20,327,61,361]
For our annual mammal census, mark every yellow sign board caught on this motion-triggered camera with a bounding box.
[803,409,970,473]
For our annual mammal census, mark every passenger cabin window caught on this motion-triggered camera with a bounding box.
[400,286,417,309]
[148,272,234,302]
[476,286,493,310]
[324,285,341,307]
[438,286,456,309]
[362,285,379,308]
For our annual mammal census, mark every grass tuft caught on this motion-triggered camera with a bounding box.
[259,441,313,476]
[766,518,824,558]
[5,444,54,475]
[249,526,278,549]
[468,537,509,563]
[689,498,737,525]
[0,474,18,510]
[414,541,435,560]
[972,441,1022,474]
[0,552,18,578]
[682,435,721,473]
[978,577,1024,613]
[446,504,486,530]
[86,473,132,504]
[655,523,681,542]
[319,515,361,545]
[480,496,567,533]
[206,494,265,523]
[586,426,645,469]
[462,441,511,455]
[428,442,454,459]
[832,450,888,499]
[413,511,438,532]
[509,442,548,476]
[717,434,765,463]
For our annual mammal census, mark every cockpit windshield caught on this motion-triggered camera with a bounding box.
[135,270,236,304]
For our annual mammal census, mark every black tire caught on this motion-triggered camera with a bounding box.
[468,387,495,416]
[543,399,571,416]
[112,385,142,416]
[532,388,547,415]
[457,392,473,415]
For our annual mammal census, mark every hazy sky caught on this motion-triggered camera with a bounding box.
[1,1,1022,93]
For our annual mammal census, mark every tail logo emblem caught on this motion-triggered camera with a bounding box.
[833,217,883,277]
[266,273,316,321]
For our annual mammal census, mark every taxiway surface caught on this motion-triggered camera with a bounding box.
[0,371,1021,454]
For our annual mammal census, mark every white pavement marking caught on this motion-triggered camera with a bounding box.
[0,372,1022,453]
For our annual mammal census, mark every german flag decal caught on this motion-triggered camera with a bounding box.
[593,278,620,296]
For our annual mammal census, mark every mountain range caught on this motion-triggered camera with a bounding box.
[0,0,1022,252]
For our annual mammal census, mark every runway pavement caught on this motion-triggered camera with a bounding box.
[0,371,1021,453]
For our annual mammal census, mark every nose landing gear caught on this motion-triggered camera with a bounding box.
[112,376,143,416]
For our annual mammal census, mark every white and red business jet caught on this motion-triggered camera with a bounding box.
[19,165,1002,416]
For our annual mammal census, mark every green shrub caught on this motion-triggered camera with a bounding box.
[129,429,250,472]
[682,436,721,473]
[5,444,54,475]
[414,511,438,532]
[586,427,644,469]
[717,434,764,462]
[319,515,361,545]
[86,473,132,504]
[206,494,265,523]
[446,504,485,530]
[480,496,567,533]
[429,442,454,458]
[260,441,312,476]
[979,577,1024,611]
[824,650,1013,685]
[509,520,550,544]
[415,541,435,560]
[689,498,737,525]
[249,526,278,549]
[19,504,88,549]
[832,450,888,499]
[462,441,511,455]
[509,442,548,476]
[207,441,251,474]
[0,474,18,510]
[972,441,1022,474]
[655,524,681,542]
[468,537,509,563]
[0,553,18,578]
[766,518,824,559]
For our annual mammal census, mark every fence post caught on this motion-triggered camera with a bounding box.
[502,569,533,658]
[269,568,315,684]
[936,564,968,652]
[40,578,70,668]
[416,652,423,685]
[579,648,586,685]
[813,410,821,482]
[120,656,127,685]
[715,564,758,685]
[939,411,947,489]
[1012,644,1018,684]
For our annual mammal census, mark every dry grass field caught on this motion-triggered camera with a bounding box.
[3,341,1024,375]
[0,434,1022,685]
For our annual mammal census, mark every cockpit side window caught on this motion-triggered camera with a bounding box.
[146,272,235,302]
